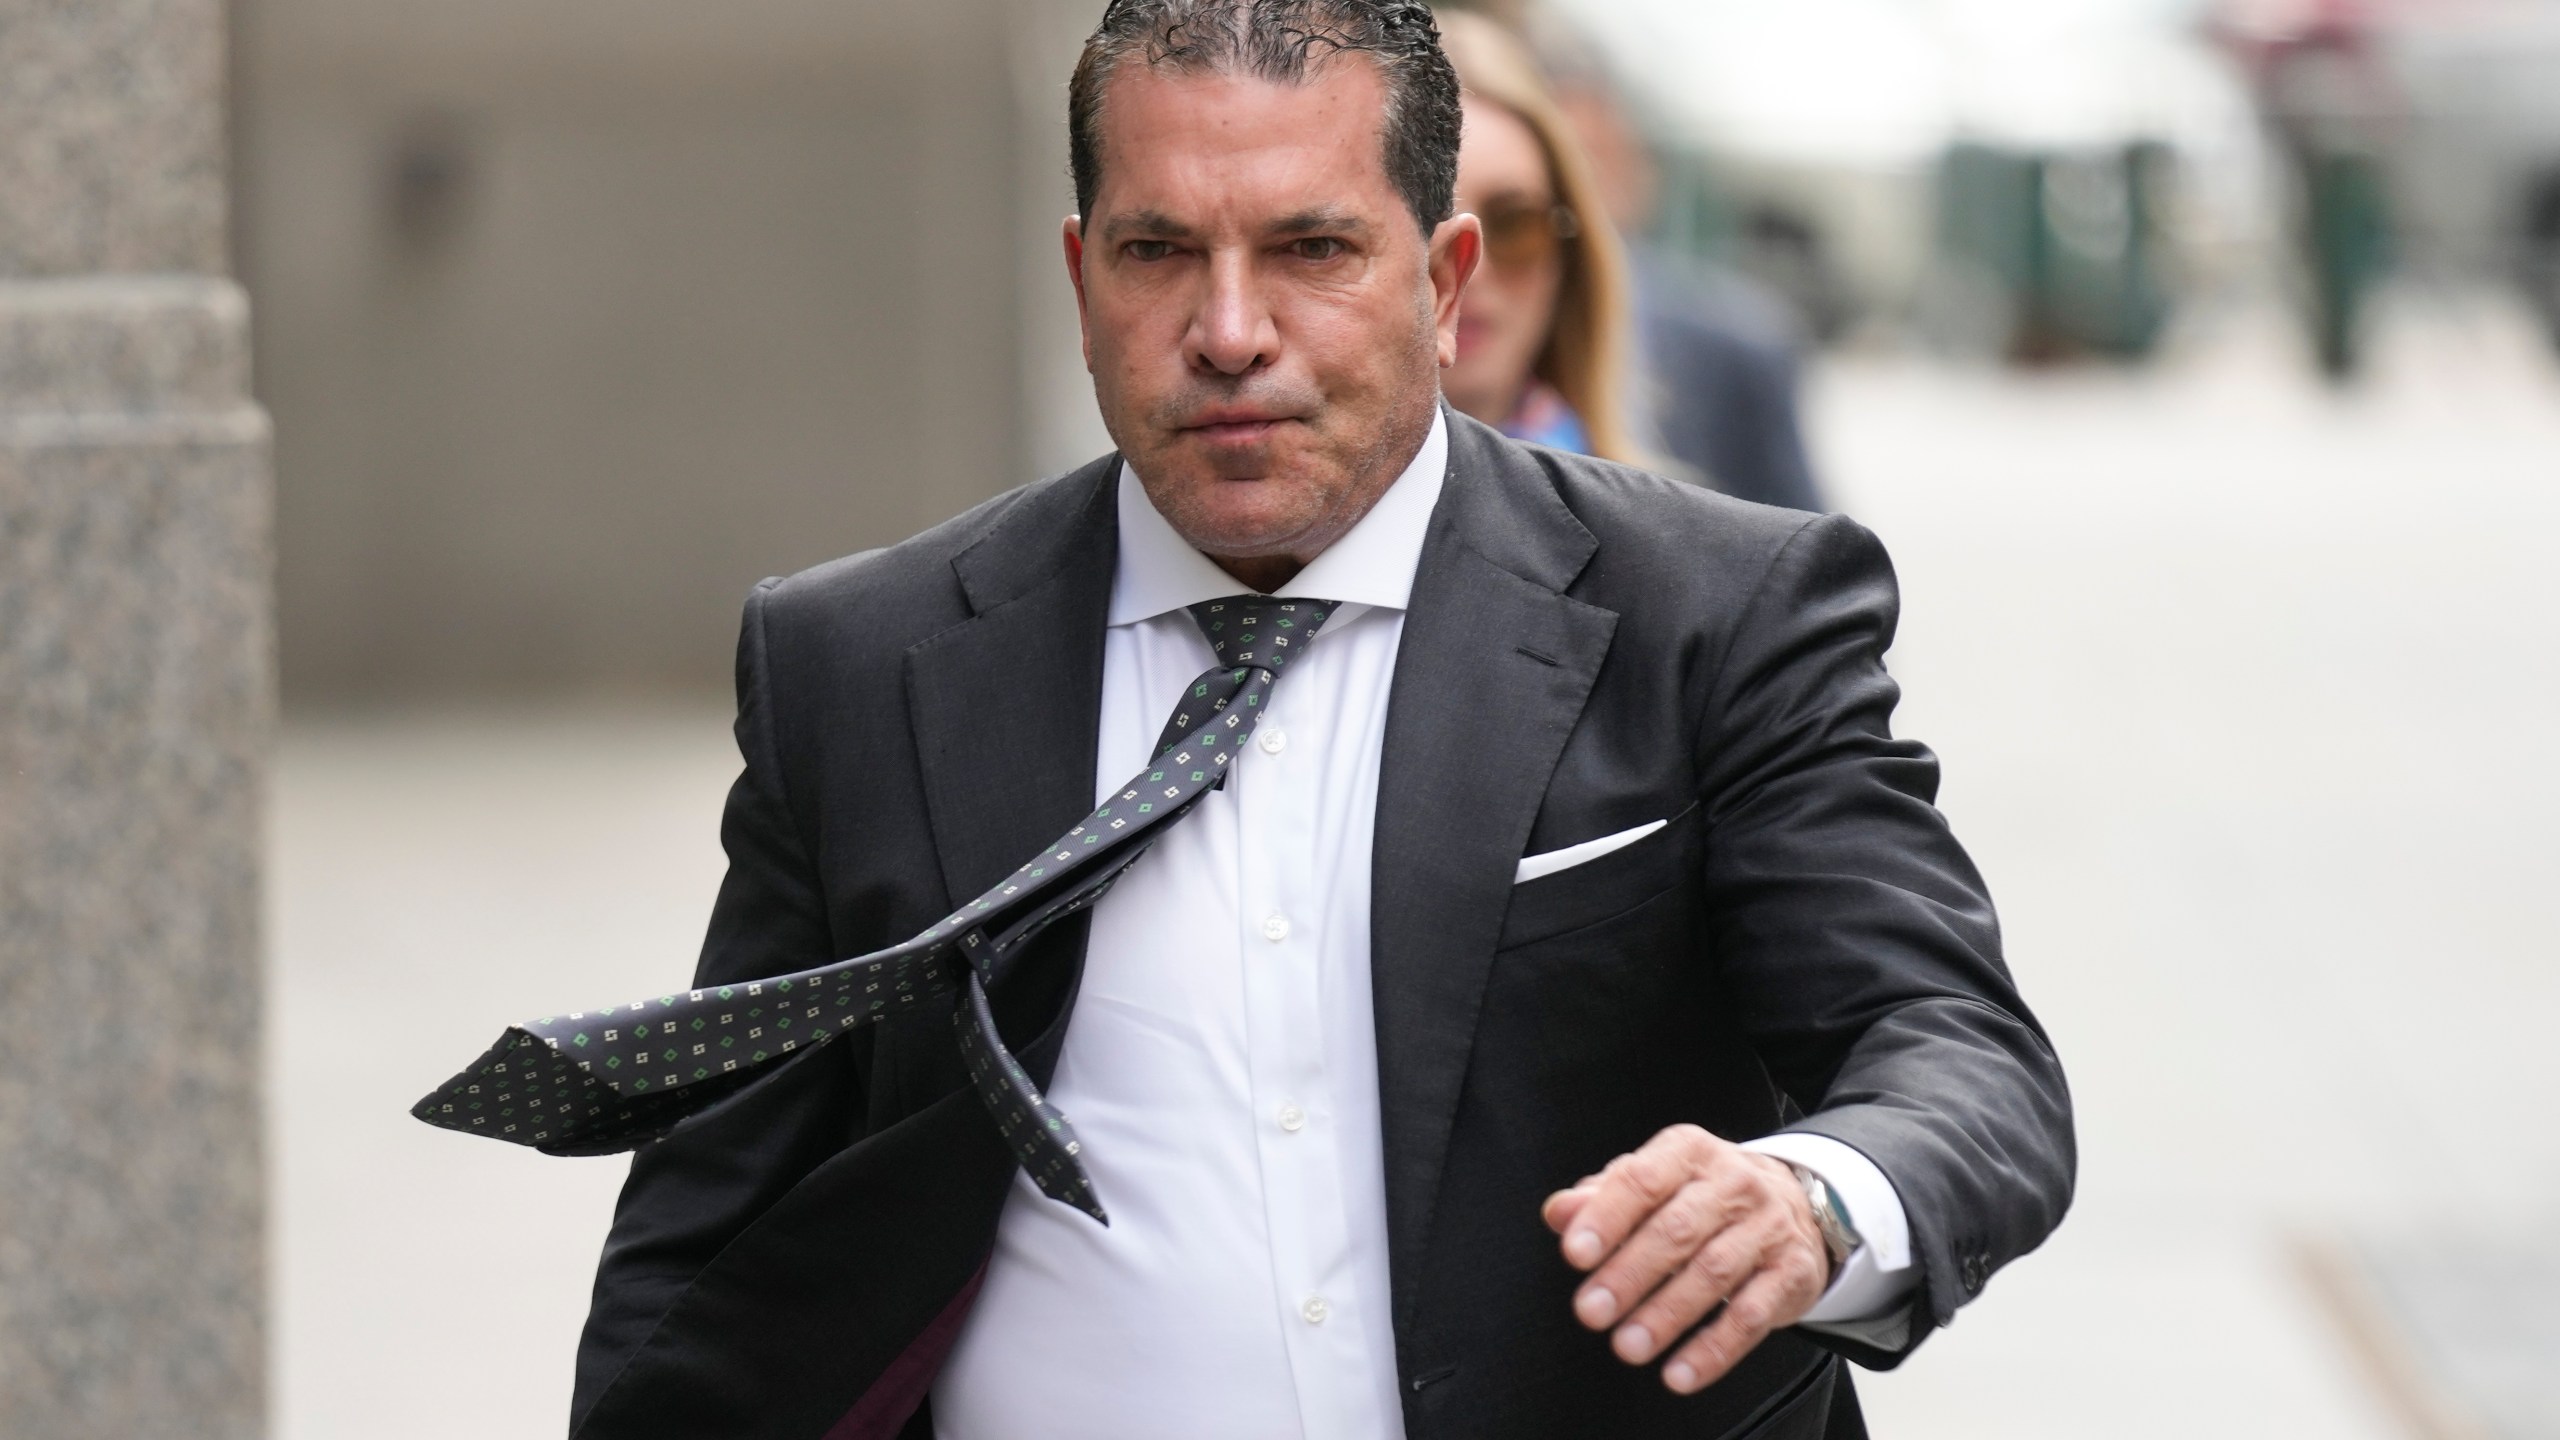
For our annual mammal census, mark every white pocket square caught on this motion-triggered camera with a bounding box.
[1513,818,1669,885]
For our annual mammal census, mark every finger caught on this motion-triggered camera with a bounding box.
[1558,1125,1723,1271]
[1659,1249,1828,1395]
[1609,1214,1773,1364]
[1576,1173,1750,1336]
[1541,1178,1600,1234]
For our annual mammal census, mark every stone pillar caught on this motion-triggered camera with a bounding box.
[0,1,271,1436]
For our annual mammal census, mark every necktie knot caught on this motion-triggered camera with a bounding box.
[1187,595,1338,674]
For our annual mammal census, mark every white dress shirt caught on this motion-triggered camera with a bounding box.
[933,412,1911,1438]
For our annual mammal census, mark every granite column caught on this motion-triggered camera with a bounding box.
[0,0,272,1434]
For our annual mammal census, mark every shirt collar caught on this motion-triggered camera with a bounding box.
[1108,407,1449,627]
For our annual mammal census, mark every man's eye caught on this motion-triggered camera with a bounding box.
[1291,237,1346,261]
[1126,240,1175,262]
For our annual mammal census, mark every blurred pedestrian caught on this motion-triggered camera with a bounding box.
[2209,0,2399,379]
[1437,10,1646,462]
[1544,27,1829,513]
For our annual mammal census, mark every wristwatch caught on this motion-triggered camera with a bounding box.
[1785,1163,1862,1281]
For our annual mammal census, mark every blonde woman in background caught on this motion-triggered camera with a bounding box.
[1437,10,1645,463]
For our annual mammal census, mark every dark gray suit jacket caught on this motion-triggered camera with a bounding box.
[1635,250,1827,515]
[568,412,2073,1440]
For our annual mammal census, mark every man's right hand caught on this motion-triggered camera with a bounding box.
[1541,1124,1831,1394]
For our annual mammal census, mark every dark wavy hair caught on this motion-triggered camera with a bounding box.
[1069,0,1462,235]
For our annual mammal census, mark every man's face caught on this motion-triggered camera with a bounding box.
[1066,61,1478,581]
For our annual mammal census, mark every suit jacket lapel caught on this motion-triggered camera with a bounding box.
[577,460,1124,1440]
[1372,414,1618,1332]
[905,456,1119,1076]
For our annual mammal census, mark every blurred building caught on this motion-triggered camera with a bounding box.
[231,0,2560,707]
[234,0,1110,700]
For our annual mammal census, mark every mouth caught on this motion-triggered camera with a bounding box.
[1177,409,1298,446]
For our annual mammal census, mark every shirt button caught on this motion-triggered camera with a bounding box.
[1259,726,1288,754]
[1278,1103,1306,1133]
[1301,1295,1330,1325]
[1261,914,1290,943]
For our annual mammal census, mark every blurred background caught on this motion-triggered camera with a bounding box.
[229,0,2560,1435]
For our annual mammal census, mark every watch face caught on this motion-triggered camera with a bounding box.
[1806,1175,1858,1263]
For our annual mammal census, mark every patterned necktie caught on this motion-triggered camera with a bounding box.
[414,594,1339,1225]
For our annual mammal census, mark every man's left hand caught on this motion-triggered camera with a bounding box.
[1541,1124,1832,1394]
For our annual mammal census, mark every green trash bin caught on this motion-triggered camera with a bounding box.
[1933,140,2179,362]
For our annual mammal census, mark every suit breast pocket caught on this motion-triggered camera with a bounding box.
[1497,802,1700,950]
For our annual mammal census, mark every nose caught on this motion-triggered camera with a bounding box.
[1185,247,1278,378]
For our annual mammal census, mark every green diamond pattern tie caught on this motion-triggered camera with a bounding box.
[413,595,1339,1225]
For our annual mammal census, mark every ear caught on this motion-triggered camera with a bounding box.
[1063,214,1095,373]
[1428,213,1483,370]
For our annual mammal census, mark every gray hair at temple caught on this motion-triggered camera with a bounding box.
[1068,0,1464,235]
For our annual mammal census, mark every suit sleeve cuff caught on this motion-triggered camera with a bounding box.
[1742,1132,1917,1329]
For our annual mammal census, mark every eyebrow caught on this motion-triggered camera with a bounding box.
[1096,206,1374,245]
[1268,207,1370,239]
[1099,209,1198,244]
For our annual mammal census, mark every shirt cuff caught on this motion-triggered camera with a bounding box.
[1742,1132,1917,1329]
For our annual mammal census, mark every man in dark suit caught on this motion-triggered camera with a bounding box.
[1630,248,1829,514]
[566,4,2071,1437]
[1546,44,1828,514]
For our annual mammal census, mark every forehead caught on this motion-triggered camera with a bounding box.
[1089,59,1402,224]
[1457,96,1552,200]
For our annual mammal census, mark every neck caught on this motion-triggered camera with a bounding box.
[1210,552,1305,593]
